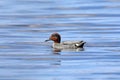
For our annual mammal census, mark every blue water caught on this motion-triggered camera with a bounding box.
[0,0,120,80]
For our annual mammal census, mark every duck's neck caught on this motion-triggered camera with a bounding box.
[55,36,61,43]
[54,39,61,43]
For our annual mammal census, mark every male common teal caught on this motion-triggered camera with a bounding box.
[45,32,86,49]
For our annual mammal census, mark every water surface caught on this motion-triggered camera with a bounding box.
[0,0,120,80]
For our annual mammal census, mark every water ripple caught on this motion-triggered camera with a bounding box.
[0,0,120,80]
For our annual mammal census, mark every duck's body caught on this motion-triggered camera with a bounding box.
[45,33,85,50]
[53,41,85,49]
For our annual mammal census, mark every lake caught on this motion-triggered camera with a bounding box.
[0,0,120,80]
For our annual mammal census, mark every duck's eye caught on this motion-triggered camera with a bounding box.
[52,35,56,38]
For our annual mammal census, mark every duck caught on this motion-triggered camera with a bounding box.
[45,32,86,50]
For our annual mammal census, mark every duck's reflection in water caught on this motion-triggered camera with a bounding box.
[51,48,85,66]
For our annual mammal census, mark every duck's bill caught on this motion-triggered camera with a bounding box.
[45,39,51,42]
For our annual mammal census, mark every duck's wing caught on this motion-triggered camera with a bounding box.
[62,40,86,48]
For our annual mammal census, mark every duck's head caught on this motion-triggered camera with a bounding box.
[45,32,61,43]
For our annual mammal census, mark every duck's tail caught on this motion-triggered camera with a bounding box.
[75,41,86,48]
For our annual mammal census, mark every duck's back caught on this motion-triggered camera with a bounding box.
[62,41,83,44]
